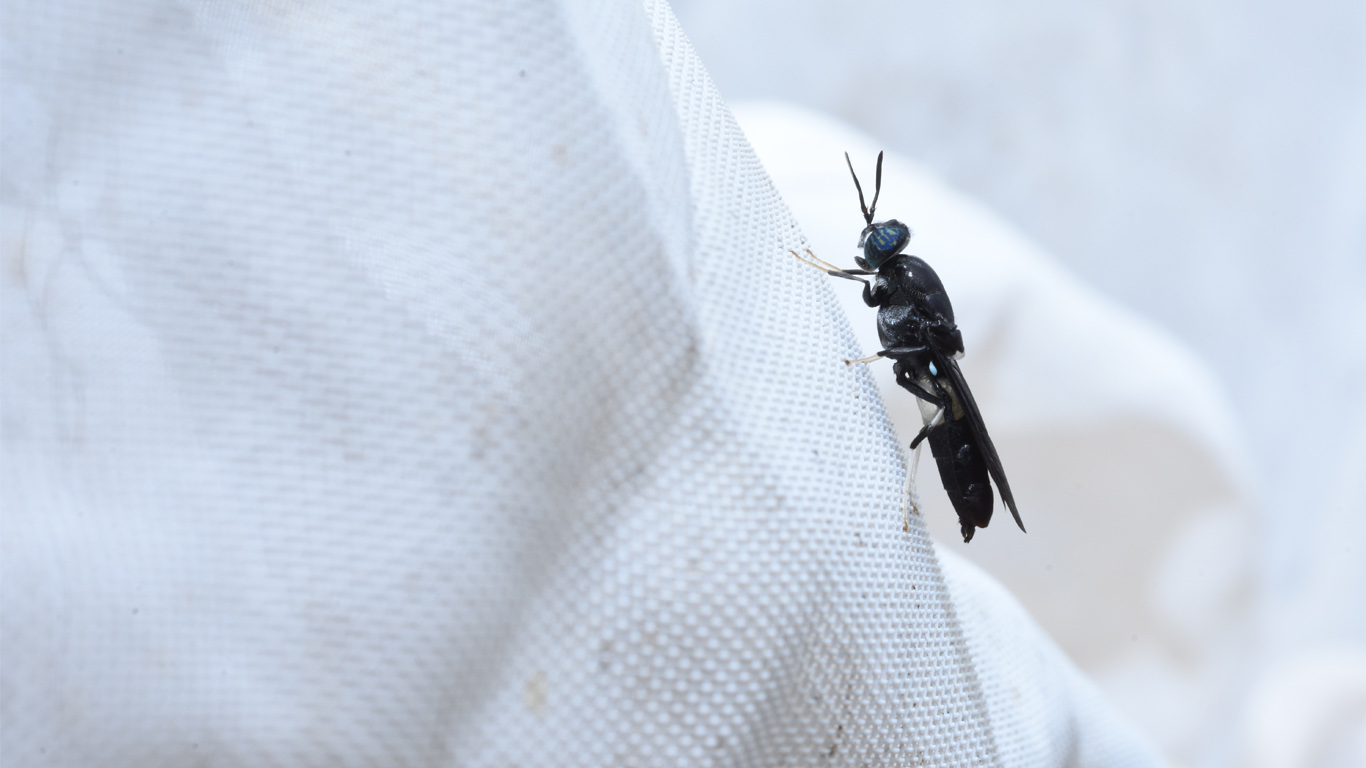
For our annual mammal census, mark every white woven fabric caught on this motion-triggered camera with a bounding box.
[732,101,1259,763]
[2,0,1165,765]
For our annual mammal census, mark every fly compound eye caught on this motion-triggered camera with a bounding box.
[860,220,912,270]
[867,225,895,251]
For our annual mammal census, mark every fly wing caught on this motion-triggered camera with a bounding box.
[934,349,1025,533]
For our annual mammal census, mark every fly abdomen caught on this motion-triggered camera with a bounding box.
[926,415,994,542]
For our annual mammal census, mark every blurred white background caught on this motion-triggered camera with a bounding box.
[672,1,1366,766]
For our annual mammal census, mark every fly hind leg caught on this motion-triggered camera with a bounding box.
[889,358,946,408]
[909,406,947,449]
[890,359,949,448]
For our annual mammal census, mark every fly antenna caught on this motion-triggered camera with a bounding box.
[869,151,883,220]
[845,151,873,226]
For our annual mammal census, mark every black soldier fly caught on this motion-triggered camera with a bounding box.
[793,151,1024,543]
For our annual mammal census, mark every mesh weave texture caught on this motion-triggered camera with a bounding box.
[2,0,1166,765]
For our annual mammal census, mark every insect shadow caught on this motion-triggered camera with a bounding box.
[793,151,1024,543]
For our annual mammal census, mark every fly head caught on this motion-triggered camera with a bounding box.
[845,151,912,270]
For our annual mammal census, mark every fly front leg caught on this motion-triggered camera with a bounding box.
[789,249,872,284]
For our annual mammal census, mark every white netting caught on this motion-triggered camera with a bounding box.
[1,0,1165,765]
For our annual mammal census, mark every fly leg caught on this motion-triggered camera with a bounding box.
[891,359,950,448]
[789,249,872,283]
[909,406,947,449]
[844,345,931,368]
[902,437,924,532]
[926,371,963,421]
[886,354,946,409]
[789,249,884,305]
[896,362,947,446]
[846,347,951,448]
[896,375,943,406]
